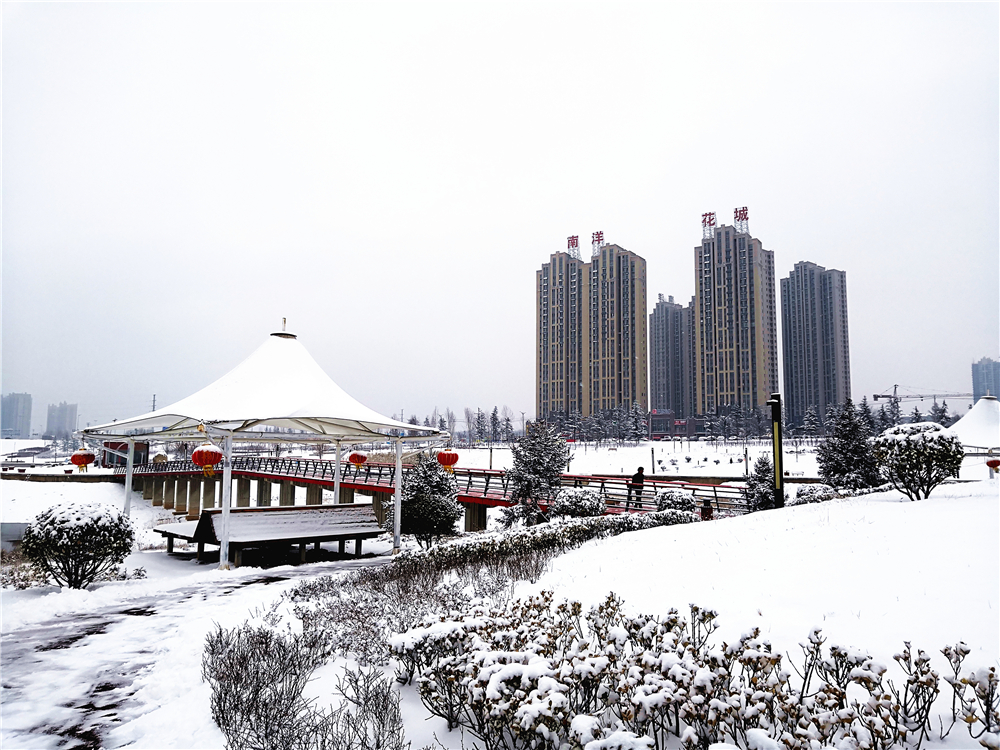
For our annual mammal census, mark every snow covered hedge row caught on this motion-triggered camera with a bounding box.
[390,509,697,575]
[287,510,698,667]
[392,591,999,750]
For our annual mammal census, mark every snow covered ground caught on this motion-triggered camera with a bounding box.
[1,458,998,748]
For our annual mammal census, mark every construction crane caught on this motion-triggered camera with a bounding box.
[872,385,974,410]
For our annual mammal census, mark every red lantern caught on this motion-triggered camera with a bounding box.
[348,451,368,471]
[70,448,96,473]
[987,459,1000,470]
[192,443,224,477]
[436,449,459,473]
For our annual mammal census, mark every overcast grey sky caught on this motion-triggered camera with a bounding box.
[2,2,997,434]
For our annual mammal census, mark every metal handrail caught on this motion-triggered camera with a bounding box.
[117,457,747,513]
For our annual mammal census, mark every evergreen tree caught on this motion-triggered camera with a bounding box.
[803,406,820,437]
[501,422,569,527]
[628,402,647,443]
[929,400,949,425]
[858,396,876,438]
[745,454,778,512]
[816,398,880,490]
[909,406,924,424]
[395,454,463,549]
[407,414,420,437]
[423,416,431,427]
[823,402,841,436]
[886,397,901,427]
[438,415,447,432]
[475,409,488,444]
[875,405,892,434]
[502,416,514,443]
[490,407,500,446]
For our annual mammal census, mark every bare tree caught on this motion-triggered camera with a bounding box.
[463,407,475,445]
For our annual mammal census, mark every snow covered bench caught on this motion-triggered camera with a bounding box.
[154,504,383,567]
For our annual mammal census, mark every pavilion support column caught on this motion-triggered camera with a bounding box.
[163,478,176,510]
[187,478,203,520]
[132,476,143,492]
[236,478,251,507]
[142,478,154,500]
[339,486,355,505]
[393,439,402,554]
[203,478,217,509]
[256,480,272,507]
[333,442,342,512]
[219,433,234,570]
[123,438,136,516]
[175,478,188,514]
[152,479,164,507]
[305,485,322,506]
[279,481,295,506]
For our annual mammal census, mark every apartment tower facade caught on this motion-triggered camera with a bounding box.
[693,213,778,416]
[780,261,851,428]
[1,392,32,439]
[536,236,648,420]
[649,294,695,417]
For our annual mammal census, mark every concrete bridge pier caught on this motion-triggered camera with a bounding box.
[187,479,202,520]
[279,481,295,506]
[338,486,355,504]
[371,492,389,525]
[236,478,251,507]
[256,480,272,507]
[175,479,188,514]
[142,478,155,501]
[203,479,217,510]
[462,502,487,532]
[163,478,176,510]
[306,485,322,505]
[152,479,164,507]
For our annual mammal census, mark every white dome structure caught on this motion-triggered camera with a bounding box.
[950,395,1000,450]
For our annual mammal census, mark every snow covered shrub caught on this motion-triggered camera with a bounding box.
[873,422,964,501]
[391,590,987,750]
[0,548,50,590]
[548,487,606,518]
[391,453,463,549]
[817,398,881,490]
[20,502,134,589]
[203,608,332,750]
[203,608,415,750]
[940,642,1000,747]
[654,488,696,513]
[788,483,838,506]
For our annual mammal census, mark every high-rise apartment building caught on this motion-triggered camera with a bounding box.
[1,393,33,438]
[649,294,695,417]
[780,262,851,428]
[536,237,648,420]
[972,357,1000,402]
[693,214,778,416]
[46,401,78,439]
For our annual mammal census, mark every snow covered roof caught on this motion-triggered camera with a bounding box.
[950,395,1000,449]
[80,332,442,443]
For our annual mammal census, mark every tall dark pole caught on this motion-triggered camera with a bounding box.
[767,393,784,508]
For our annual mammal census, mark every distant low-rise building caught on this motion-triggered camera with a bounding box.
[1,393,32,439]
[972,357,1000,402]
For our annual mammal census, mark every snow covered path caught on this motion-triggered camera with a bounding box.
[1,557,389,750]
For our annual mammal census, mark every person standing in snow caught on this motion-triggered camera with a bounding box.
[627,466,645,510]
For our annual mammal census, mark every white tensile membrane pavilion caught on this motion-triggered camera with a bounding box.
[78,331,447,568]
